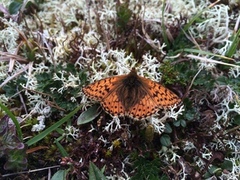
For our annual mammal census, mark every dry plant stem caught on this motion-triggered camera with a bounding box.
[187,54,239,68]
[234,14,240,32]
[23,88,66,111]
[166,54,182,62]
[17,86,28,114]
[209,0,221,7]
[140,7,165,53]
[0,52,28,62]
[140,19,163,53]
[8,41,24,72]
[224,125,240,135]
[182,28,201,50]
[184,66,203,99]
[38,31,54,65]
[1,165,60,178]
[85,0,93,29]
[93,8,110,51]
[0,64,30,88]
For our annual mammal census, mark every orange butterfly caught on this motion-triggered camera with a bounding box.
[83,69,180,120]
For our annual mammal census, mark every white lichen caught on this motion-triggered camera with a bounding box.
[31,115,46,132]
[63,125,79,140]
[104,116,122,133]
[0,18,21,53]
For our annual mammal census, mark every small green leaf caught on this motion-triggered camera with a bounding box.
[180,119,186,127]
[185,110,195,121]
[164,123,172,133]
[160,134,171,147]
[233,115,240,125]
[9,0,23,14]
[89,162,107,180]
[208,165,222,176]
[173,120,181,127]
[221,160,233,171]
[55,140,68,157]
[51,169,68,180]
[77,105,101,125]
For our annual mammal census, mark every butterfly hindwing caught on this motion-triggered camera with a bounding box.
[127,77,180,120]
[128,94,158,120]
[101,90,126,117]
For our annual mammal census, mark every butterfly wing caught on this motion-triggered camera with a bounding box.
[128,77,181,120]
[127,94,158,120]
[83,76,121,101]
[83,75,127,117]
[101,91,126,117]
[146,80,181,107]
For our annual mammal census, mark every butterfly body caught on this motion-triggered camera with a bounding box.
[116,71,147,110]
[83,69,180,120]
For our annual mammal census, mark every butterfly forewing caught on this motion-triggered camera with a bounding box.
[145,79,181,107]
[83,76,122,101]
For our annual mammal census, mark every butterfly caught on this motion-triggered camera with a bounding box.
[82,69,181,120]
